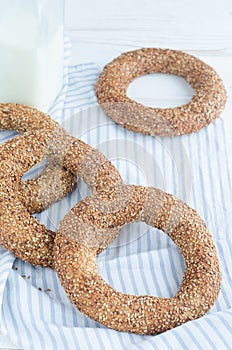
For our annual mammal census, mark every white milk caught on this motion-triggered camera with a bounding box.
[0,9,63,112]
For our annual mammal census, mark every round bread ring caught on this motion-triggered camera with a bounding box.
[0,103,76,213]
[96,48,227,136]
[0,131,122,267]
[54,185,221,334]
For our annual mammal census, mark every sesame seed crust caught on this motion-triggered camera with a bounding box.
[54,185,221,335]
[0,103,77,213]
[96,48,227,136]
[0,128,122,267]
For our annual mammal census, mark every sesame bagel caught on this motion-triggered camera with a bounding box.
[96,48,226,136]
[54,185,221,334]
[0,130,122,267]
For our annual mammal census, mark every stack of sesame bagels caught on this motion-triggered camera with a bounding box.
[0,48,226,335]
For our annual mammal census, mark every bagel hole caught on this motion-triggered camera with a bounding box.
[32,176,87,231]
[0,130,19,144]
[22,158,48,181]
[127,73,194,108]
[98,222,184,298]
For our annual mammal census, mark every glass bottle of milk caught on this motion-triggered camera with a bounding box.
[0,0,64,112]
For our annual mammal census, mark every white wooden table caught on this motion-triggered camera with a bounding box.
[0,0,231,348]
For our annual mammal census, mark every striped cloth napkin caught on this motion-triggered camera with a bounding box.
[0,38,232,350]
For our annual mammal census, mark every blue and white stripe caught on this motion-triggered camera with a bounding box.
[0,39,232,349]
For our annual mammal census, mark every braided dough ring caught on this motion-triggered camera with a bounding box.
[54,185,221,334]
[0,103,76,213]
[96,48,227,136]
[0,131,122,267]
